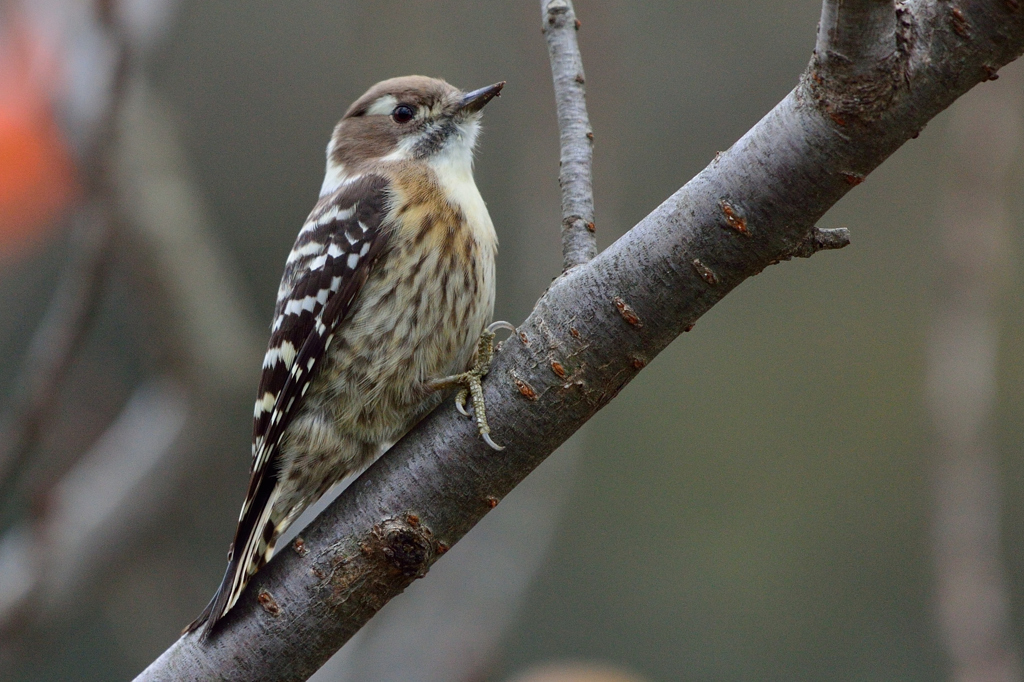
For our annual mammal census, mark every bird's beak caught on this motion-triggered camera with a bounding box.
[459,81,505,114]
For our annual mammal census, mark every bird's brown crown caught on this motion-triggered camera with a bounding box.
[343,75,461,119]
[326,76,502,176]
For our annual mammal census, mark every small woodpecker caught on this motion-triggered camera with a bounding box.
[186,75,509,640]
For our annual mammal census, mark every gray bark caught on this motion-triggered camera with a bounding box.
[136,1,1024,680]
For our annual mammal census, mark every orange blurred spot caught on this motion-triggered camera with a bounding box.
[0,16,79,258]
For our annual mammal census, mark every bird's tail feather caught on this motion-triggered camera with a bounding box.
[184,488,284,640]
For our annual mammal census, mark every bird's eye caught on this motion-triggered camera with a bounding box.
[392,105,415,124]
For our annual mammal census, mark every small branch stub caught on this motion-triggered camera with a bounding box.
[791,227,851,258]
[374,516,434,579]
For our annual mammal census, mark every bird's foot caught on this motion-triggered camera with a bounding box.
[430,321,515,451]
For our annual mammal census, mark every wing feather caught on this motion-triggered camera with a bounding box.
[186,173,393,638]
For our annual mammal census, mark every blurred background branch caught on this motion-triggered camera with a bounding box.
[0,0,132,531]
[0,202,113,525]
[0,0,261,650]
[928,59,1024,682]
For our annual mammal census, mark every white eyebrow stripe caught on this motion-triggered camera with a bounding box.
[365,95,398,116]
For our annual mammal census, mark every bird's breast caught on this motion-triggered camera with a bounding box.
[311,163,496,442]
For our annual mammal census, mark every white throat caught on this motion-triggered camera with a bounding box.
[319,117,482,198]
[426,118,496,251]
[430,118,479,177]
[320,162,350,197]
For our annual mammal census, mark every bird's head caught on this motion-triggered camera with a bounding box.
[321,75,504,195]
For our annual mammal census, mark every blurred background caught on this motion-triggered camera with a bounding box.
[0,1,1022,681]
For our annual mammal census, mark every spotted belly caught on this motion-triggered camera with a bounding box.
[319,228,495,442]
[275,216,495,510]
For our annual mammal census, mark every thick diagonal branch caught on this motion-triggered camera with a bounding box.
[137,1,1024,680]
[542,0,597,270]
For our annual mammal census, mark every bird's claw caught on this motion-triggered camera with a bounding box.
[431,321,515,451]
[487,320,516,336]
[455,388,472,416]
[482,432,504,451]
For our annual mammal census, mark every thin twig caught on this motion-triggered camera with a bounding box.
[810,0,901,130]
[136,1,1024,678]
[815,0,897,68]
[542,0,597,270]
[112,80,263,387]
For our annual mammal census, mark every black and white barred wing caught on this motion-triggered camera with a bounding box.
[253,174,391,464]
[186,174,392,638]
